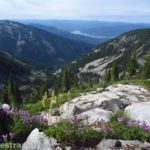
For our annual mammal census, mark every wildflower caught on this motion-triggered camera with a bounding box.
[103,127,112,133]
[117,117,125,124]
[144,126,150,131]
[70,116,77,124]
[127,120,133,127]
[2,134,8,142]
[99,119,105,124]
[9,132,14,140]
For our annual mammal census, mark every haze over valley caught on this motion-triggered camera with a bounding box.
[0,0,150,149]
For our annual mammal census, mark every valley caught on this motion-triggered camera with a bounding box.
[0,19,150,150]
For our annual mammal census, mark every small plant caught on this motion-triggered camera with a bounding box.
[45,121,104,147]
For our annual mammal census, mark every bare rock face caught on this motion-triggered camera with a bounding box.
[125,102,150,125]
[47,84,150,126]
[22,128,57,150]
[97,139,143,150]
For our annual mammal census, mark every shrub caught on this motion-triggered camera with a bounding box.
[109,113,150,142]
[45,122,104,147]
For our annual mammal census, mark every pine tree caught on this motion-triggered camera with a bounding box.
[143,53,150,79]
[105,67,111,83]
[39,80,48,99]
[0,87,7,104]
[127,51,137,77]
[53,78,59,95]
[111,62,119,81]
[13,83,22,107]
[7,72,15,106]
[63,68,71,92]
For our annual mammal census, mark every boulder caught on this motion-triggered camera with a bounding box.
[22,128,57,150]
[97,139,142,150]
[60,104,83,120]
[125,102,150,124]
[77,108,114,126]
[99,99,130,113]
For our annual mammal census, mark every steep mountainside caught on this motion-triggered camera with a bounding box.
[0,20,92,68]
[30,24,109,45]
[70,29,150,76]
[0,51,32,84]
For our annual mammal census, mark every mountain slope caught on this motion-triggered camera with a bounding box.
[0,51,32,84]
[0,20,93,68]
[30,24,109,45]
[70,28,150,76]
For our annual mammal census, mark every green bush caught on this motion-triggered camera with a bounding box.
[45,122,104,147]
[109,112,150,142]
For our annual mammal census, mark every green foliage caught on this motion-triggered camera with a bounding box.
[143,52,150,79]
[110,113,150,142]
[105,67,111,83]
[117,79,150,89]
[111,62,119,81]
[45,122,104,146]
[127,51,138,77]
[7,73,22,107]
[39,80,48,99]
[7,73,15,106]
[24,101,46,115]
[0,87,8,104]
[62,67,78,92]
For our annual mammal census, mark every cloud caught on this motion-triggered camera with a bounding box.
[0,0,149,22]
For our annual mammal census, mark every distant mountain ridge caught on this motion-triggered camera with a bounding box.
[0,20,93,69]
[30,24,106,45]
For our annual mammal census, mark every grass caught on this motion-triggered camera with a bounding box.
[23,83,103,114]
[116,79,150,89]
[24,79,150,115]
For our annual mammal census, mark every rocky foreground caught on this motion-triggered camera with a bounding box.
[22,84,150,150]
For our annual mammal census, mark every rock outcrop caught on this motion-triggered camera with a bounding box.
[22,128,57,150]
[47,84,150,126]
[125,102,150,125]
[97,139,150,150]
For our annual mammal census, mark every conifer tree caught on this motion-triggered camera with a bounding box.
[53,78,59,95]
[0,87,7,104]
[39,80,48,99]
[111,61,119,81]
[127,51,137,77]
[143,52,150,79]
[7,72,15,106]
[105,67,111,83]
[13,83,22,107]
[63,68,71,92]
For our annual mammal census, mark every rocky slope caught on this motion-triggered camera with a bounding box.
[70,29,150,76]
[0,20,92,68]
[22,83,150,150]
[47,84,150,126]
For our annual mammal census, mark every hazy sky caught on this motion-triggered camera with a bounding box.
[0,0,150,22]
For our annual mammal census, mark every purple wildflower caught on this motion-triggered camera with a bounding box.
[118,117,126,124]
[103,127,112,133]
[9,132,14,140]
[99,119,105,124]
[2,134,8,142]
[70,116,77,124]
[144,126,150,131]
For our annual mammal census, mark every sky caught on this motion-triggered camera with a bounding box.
[0,0,150,23]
